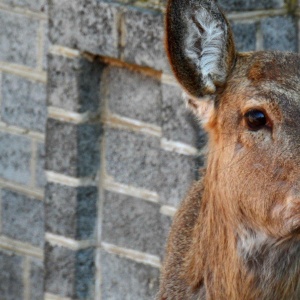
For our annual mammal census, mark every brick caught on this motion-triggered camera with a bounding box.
[1,189,44,247]
[0,250,23,300]
[0,11,39,67]
[106,67,162,125]
[30,258,44,300]
[49,0,119,57]
[102,191,171,257]
[3,0,47,12]
[45,243,95,299]
[231,22,256,52]
[46,119,102,177]
[105,128,160,190]
[101,251,159,300]
[261,16,297,52]
[48,54,103,112]
[122,7,168,71]
[157,150,196,207]
[218,0,284,11]
[1,73,47,133]
[45,183,97,240]
[36,142,46,188]
[162,84,202,146]
[0,132,31,185]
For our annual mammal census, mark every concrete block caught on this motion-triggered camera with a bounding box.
[106,66,162,125]
[0,132,31,185]
[105,128,160,190]
[43,21,50,70]
[102,191,172,257]
[157,150,196,207]
[45,243,95,299]
[101,251,160,300]
[1,189,44,248]
[162,84,202,147]
[0,11,38,67]
[2,73,47,133]
[36,142,46,188]
[218,0,284,11]
[0,250,23,300]
[30,258,44,300]
[261,16,297,52]
[122,7,168,70]
[48,54,103,112]
[48,0,119,57]
[45,183,97,240]
[3,0,47,12]
[46,119,102,177]
[231,21,257,52]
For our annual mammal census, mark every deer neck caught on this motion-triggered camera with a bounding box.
[190,164,300,300]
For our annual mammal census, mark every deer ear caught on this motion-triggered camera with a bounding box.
[166,0,236,98]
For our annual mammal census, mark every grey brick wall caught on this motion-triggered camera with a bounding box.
[0,0,299,299]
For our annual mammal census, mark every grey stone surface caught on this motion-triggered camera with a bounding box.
[30,258,44,300]
[0,250,23,300]
[46,119,101,177]
[218,0,284,11]
[3,0,47,12]
[106,66,162,125]
[105,127,160,190]
[101,251,160,300]
[48,54,103,112]
[157,150,196,207]
[45,243,95,299]
[0,11,38,67]
[231,22,257,52]
[122,7,168,70]
[261,16,297,52]
[49,0,119,57]
[1,189,44,247]
[102,191,171,257]
[162,84,202,146]
[0,132,31,185]
[45,183,97,240]
[36,142,46,188]
[2,73,47,133]
[43,21,50,70]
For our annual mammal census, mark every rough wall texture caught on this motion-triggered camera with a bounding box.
[0,0,299,299]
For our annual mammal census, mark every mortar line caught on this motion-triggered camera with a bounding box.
[49,45,81,58]
[0,177,44,200]
[44,293,73,300]
[0,122,45,141]
[0,236,43,259]
[256,21,264,51]
[101,242,161,269]
[95,65,110,300]
[103,176,159,203]
[103,113,162,137]
[37,19,46,72]
[23,256,31,300]
[45,233,97,250]
[30,139,38,188]
[0,62,47,83]
[0,2,47,19]
[227,8,287,21]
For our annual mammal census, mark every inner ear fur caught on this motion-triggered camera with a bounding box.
[166,0,236,98]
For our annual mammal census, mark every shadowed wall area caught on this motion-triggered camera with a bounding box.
[0,0,298,299]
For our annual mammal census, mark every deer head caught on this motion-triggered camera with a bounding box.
[159,0,300,299]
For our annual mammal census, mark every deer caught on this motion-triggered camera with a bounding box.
[157,0,300,299]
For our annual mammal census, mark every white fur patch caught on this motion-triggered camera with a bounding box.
[184,8,227,93]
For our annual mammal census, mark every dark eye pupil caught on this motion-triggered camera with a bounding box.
[244,110,267,130]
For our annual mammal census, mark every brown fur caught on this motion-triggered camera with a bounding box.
[157,1,300,299]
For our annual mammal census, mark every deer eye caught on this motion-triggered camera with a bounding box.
[244,109,267,131]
